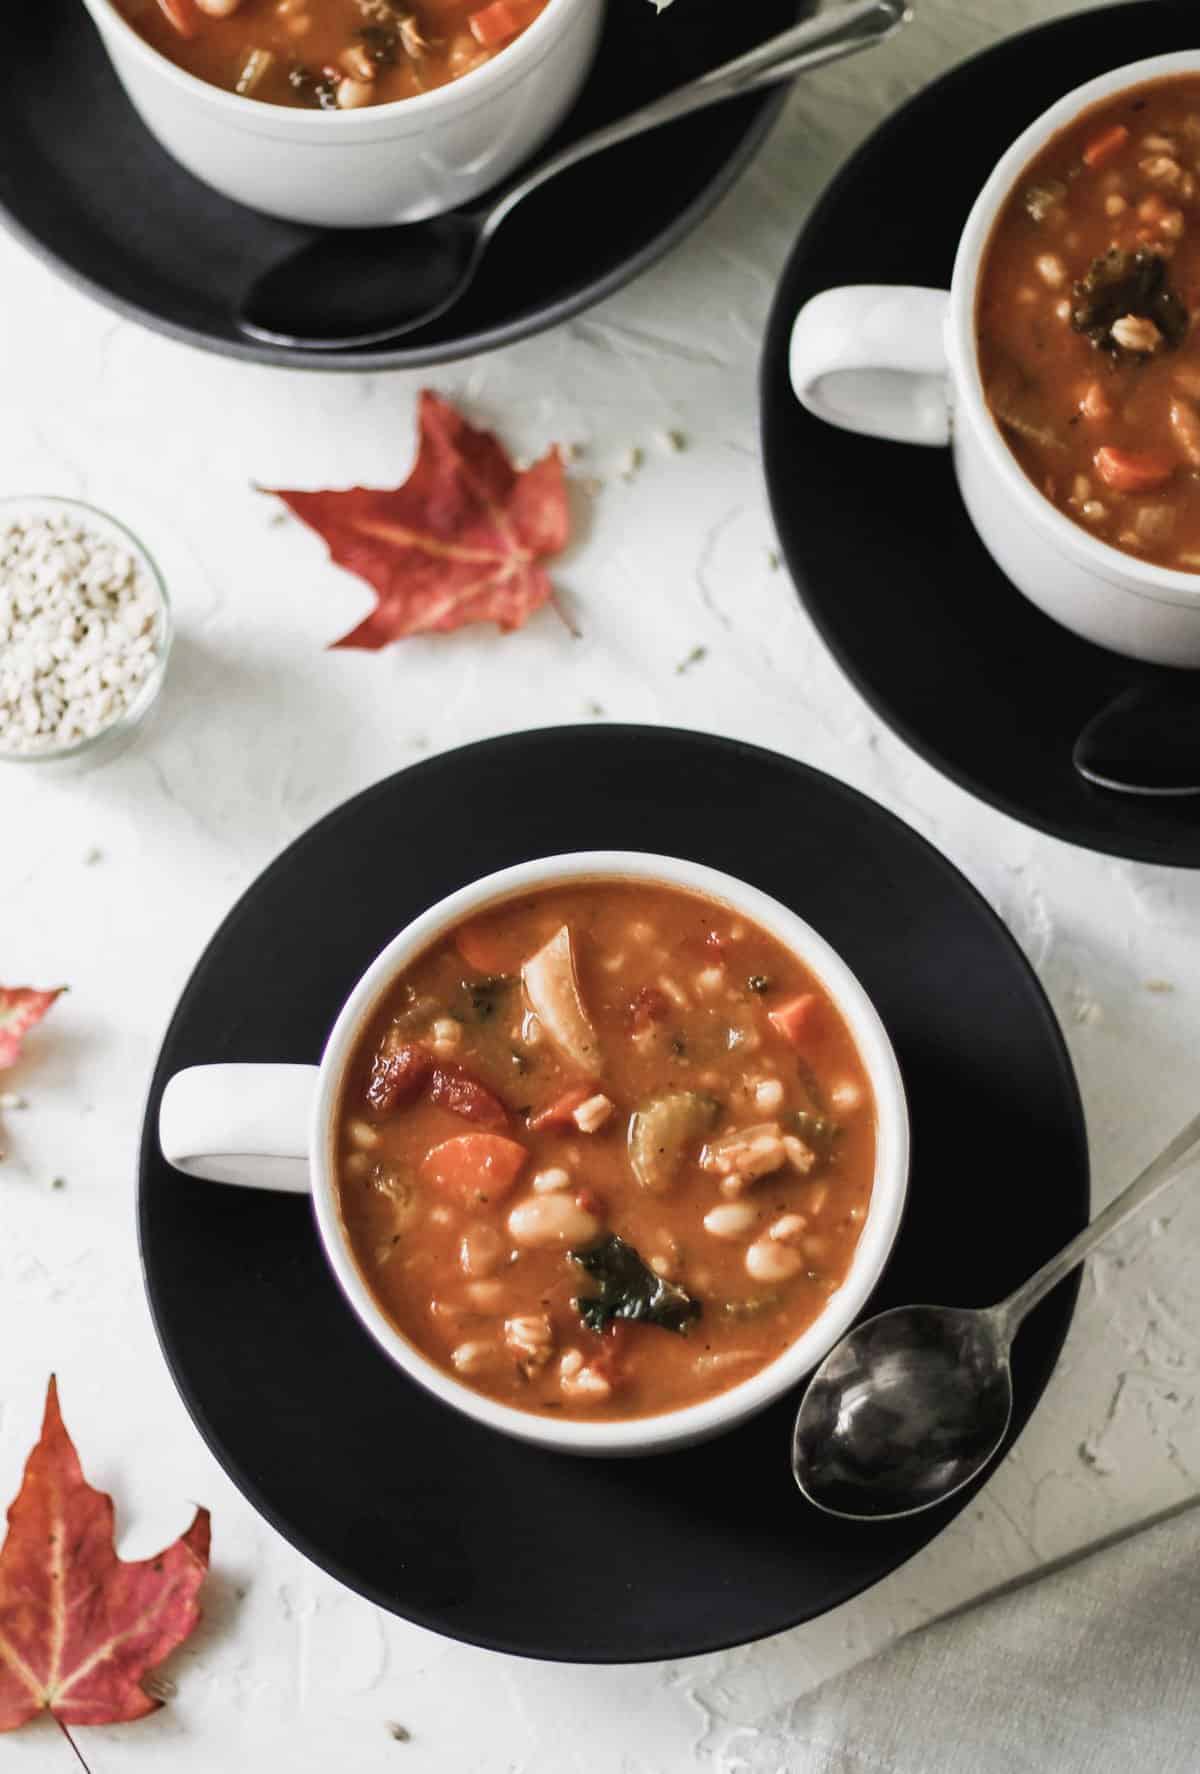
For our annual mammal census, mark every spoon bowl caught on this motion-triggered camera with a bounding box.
[1073,682,1200,798]
[239,217,483,350]
[792,1305,1012,1520]
[791,1110,1200,1521]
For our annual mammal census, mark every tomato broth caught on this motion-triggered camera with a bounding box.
[333,880,876,1422]
[113,0,550,110]
[978,77,1200,571]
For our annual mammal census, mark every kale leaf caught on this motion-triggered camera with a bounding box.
[570,1234,701,1335]
[1071,248,1189,358]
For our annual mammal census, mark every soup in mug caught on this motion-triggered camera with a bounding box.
[333,880,876,1422]
[115,0,551,110]
[978,76,1200,571]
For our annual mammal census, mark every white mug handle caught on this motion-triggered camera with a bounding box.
[788,286,952,446]
[158,1064,318,1192]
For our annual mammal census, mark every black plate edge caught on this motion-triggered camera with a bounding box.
[136,723,1088,1661]
[757,3,1200,872]
[1,80,783,373]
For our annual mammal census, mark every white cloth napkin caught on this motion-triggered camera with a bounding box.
[736,1499,1200,1774]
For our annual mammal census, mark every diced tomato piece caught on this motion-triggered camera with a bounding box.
[365,1041,432,1114]
[469,0,521,45]
[154,0,201,36]
[428,1062,509,1130]
[455,921,513,975]
[421,1133,527,1207]
[575,1186,604,1217]
[1093,445,1177,494]
[628,985,670,1035]
[1082,124,1129,170]
[768,993,819,1047]
[528,1084,592,1131]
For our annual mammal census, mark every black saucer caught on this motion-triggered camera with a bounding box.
[138,727,1087,1661]
[1,1,793,371]
[761,0,1200,869]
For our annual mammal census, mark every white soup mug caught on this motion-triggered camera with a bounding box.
[789,52,1200,667]
[158,851,909,1457]
[79,0,604,227]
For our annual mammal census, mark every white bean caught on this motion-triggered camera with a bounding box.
[829,1079,863,1113]
[769,1213,807,1245]
[450,1340,494,1375]
[459,1224,504,1279]
[346,1118,381,1150]
[562,1365,612,1403]
[703,1202,758,1241]
[783,1135,815,1174]
[464,1280,505,1311]
[195,0,242,14]
[508,1193,599,1249]
[339,44,377,82]
[336,76,376,109]
[753,1078,784,1112]
[745,1238,804,1283]
[532,1166,572,1194]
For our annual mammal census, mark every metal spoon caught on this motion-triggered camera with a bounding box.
[237,0,911,350]
[792,1110,1200,1521]
[1073,682,1200,798]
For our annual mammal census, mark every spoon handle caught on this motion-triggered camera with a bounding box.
[482,0,912,238]
[994,1110,1200,1338]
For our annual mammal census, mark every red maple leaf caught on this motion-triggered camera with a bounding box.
[0,987,64,1070]
[0,1379,210,1736]
[269,389,571,647]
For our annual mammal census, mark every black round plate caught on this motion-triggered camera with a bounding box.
[0,1,793,371]
[761,0,1200,869]
[139,728,1087,1662]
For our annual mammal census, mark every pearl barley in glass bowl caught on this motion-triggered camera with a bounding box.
[0,496,171,769]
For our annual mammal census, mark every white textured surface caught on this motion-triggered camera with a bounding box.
[3,0,1199,1765]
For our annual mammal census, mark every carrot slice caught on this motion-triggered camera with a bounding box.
[1093,445,1176,494]
[528,1085,592,1132]
[768,993,819,1047]
[1082,124,1129,170]
[469,1,519,44]
[154,0,201,37]
[422,1133,527,1207]
[469,0,540,44]
[455,921,513,975]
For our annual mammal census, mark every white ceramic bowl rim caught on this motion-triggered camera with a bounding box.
[308,850,910,1455]
[82,0,578,128]
[948,51,1200,613]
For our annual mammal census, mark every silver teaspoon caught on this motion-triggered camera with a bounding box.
[792,1110,1200,1521]
[237,0,912,350]
[1073,683,1200,798]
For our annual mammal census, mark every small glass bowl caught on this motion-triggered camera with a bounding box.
[0,495,173,770]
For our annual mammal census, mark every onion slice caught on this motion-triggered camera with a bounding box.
[521,926,600,1075]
